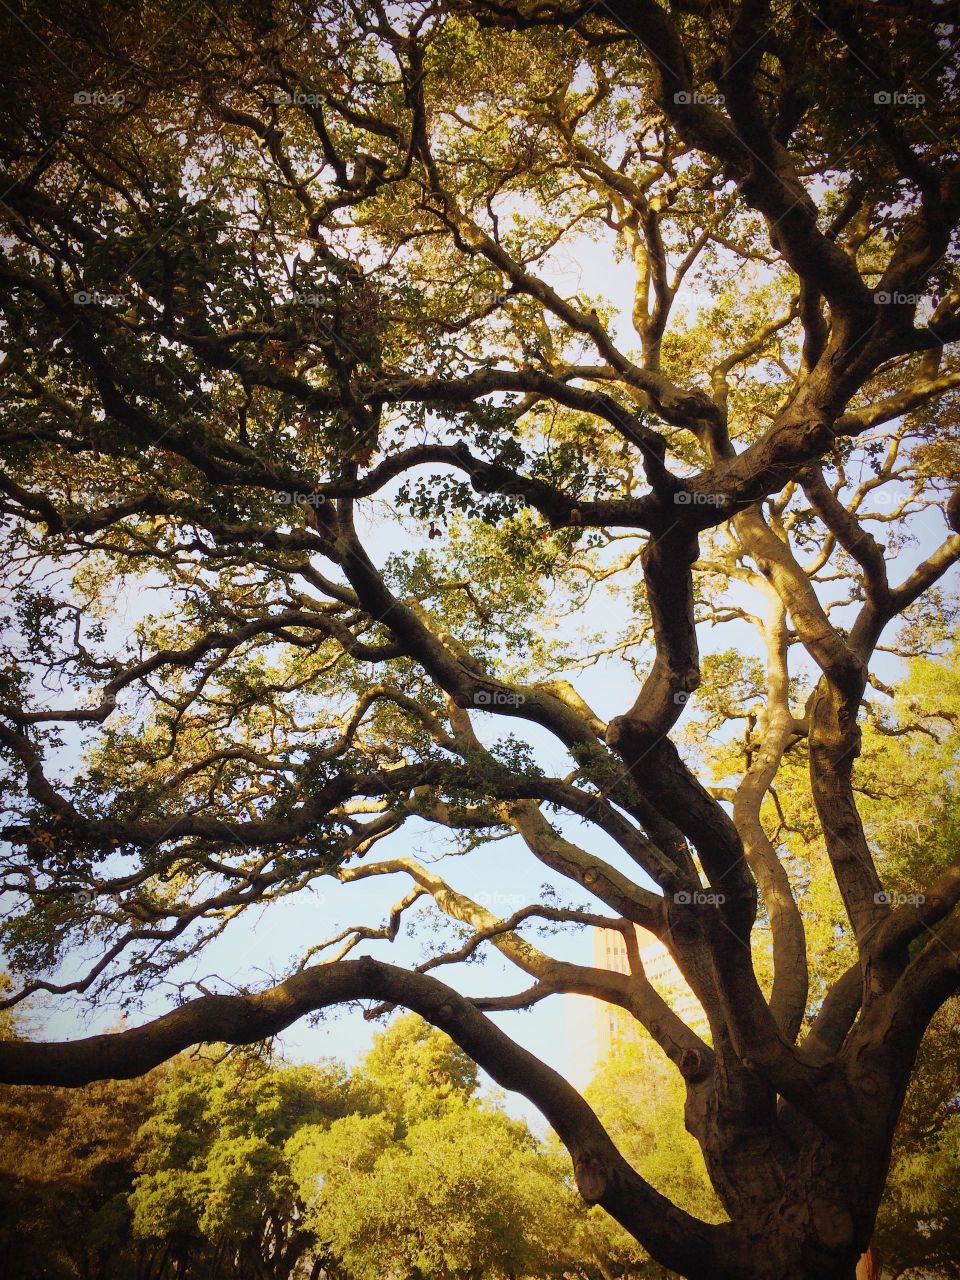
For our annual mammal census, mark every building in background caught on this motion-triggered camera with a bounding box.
[567,925,709,1087]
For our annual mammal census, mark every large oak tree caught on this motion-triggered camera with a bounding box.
[0,2,959,1277]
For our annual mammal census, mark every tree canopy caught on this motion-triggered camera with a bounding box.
[1,2,959,1278]
[0,1015,653,1280]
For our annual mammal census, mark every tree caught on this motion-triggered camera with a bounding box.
[129,1051,366,1280]
[293,1099,577,1280]
[0,2,959,1277]
[290,1017,578,1280]
[289,1013,583,1274]
[875,1002,960,1280]
[361,1007,480,1122]
[0,1013,588,1280]
[0,1065,160,1280]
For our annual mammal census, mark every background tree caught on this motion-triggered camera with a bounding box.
[0,1014,611,1280]
[875,1003,960,1280]
[0,1060,160,1280]
[295,1101,576,1280]
[0,2,959,1278]
[128,1051,368,1280]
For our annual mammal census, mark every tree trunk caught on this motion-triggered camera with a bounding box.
[683,1141,879,1280]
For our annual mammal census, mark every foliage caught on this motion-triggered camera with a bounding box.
[0,1015,622,1280]
[0,1067,159,1280]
